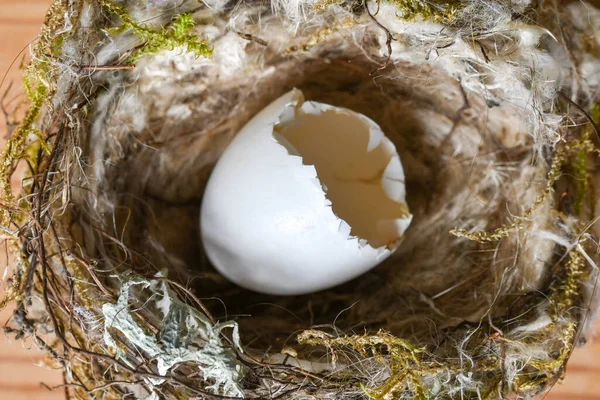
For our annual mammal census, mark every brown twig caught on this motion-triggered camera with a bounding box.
[559,92,600,141]
[365,0,393,75]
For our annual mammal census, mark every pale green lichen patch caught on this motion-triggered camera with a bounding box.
[103,278,245,397]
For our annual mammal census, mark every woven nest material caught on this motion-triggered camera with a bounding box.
[3,0,600,399]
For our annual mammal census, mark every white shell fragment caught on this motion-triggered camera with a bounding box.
[200,89,412,295]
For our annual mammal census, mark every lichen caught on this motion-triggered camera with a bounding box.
[103,277,246,397]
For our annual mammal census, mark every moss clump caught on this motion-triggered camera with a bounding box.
[312,0,459,23]
[101,1,212,62]
[388,0,460,23]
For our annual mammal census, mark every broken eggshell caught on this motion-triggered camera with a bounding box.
[200,89,412,295]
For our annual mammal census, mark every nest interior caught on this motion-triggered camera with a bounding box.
[4,0,600,399]
[99,50,551,349]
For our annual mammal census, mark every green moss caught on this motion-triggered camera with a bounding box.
[573,147,588,217]
[314,0,460,24]
[1,66,49,220]
[0,0,68,226]
[590,103,600,125]
[514,248,584,389]
[100,1,212,62]
[51,35,65,57]
[386,0,460,23]
[2,1,211,224]
[567,137,598,221]
[298,330,427,400]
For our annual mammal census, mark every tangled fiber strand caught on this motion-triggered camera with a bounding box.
[1,0,600,399]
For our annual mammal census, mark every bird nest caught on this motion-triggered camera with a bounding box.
[2,0,600,399]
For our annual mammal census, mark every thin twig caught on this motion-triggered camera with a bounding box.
[559,92,600,141]
[365,0,393,75]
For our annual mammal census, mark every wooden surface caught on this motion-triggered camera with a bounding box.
[0,0,599,399]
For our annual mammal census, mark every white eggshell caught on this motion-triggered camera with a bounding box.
[200,89,412,295]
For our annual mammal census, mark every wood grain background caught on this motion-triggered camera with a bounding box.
[0,0,598,398]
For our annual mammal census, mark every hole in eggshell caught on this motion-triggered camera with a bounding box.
[273,95,411,248]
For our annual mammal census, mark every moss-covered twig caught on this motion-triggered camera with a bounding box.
[100,0,211,62]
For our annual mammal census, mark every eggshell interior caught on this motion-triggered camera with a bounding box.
[274,92,411,248]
